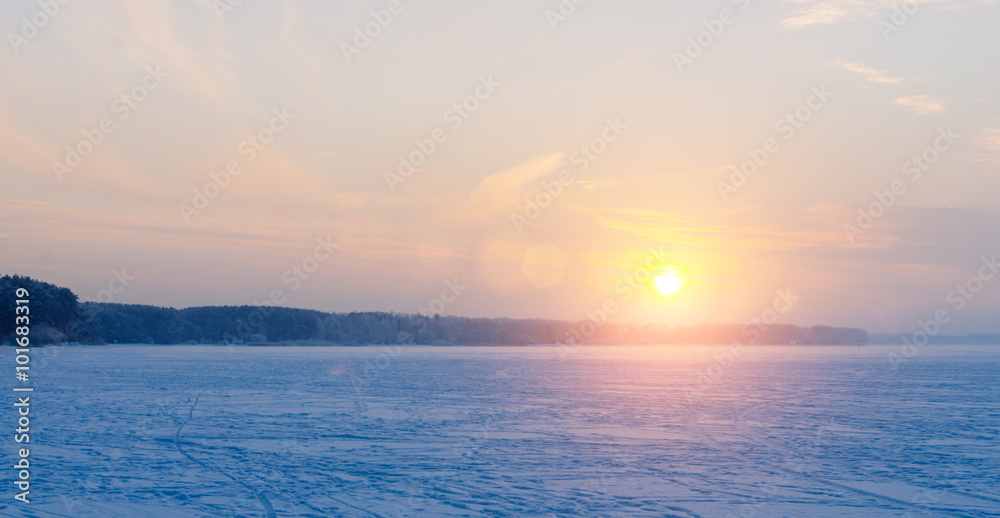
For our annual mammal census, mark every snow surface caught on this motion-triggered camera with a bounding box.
[2,344,999,517]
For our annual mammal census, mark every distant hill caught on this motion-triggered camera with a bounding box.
[869,333,1000,345]
[2,275,869,346]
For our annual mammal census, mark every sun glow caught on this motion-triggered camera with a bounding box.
[653,268,684,296]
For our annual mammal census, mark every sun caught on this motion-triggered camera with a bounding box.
[653,267,684,296]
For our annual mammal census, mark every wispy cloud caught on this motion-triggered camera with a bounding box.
[578,206,858,252]
[781,0,997,28]
[834,61,903,84]
[112,1,251,105]
[975,128,1000,151]
[781,0,867,28]
[454,153,564,221]
[931,195,961,206]
[892,95,946,115]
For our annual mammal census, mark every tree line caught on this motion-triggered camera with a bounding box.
[1,275,869,346]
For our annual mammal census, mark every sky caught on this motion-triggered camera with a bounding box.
[1,0,999,334]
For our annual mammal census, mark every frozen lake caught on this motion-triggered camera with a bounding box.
[3,344,999,517]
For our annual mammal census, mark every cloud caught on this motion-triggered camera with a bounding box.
[80,1,254,106]
[892,95,946,115]
[454,153,565,221]
[579,206,858,252]
[781,0,868,28]
[975,128,1000,151]
[834,61,903,85]
[781,0,997,28]
[931,195,960,206]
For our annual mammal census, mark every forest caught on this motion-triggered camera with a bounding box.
[1,275,869,346]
